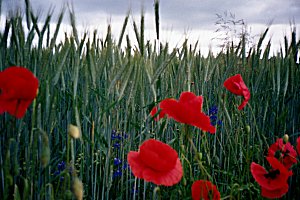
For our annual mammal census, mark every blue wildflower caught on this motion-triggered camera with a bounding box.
[116,134,123,140]
[53,170,60,176]
[122,163,128,170]
[208,106,218,115]
[210,115,218,121]
[113,169,122,178]
[111,130,117,140]
[113,142,121,149]
[57,161,66,171]
[208,105,222,126]
[113,158,122,166]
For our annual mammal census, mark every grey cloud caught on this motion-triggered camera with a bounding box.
[2,0,299,32]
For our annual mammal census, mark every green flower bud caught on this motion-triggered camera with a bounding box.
[283,134,289,144]
[245,125,251,134]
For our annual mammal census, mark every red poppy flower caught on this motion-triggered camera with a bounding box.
[297,136,300,156]
[250,157,292,198]
[150,106,166,121]
[0,66,39,118]
[191,180,221,200]
[127,139,183,186]
[158,91,216,133]
[268,138,297,169]
[223,74,250,110]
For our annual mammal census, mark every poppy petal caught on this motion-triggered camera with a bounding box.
[159,92,216,133]
[224,74,250,110]
[139,139,178,171]
[250,157,291,190]
[179,92,203,112]
[0,66,38,118]
[7,100,32,119]
[268,138,297,169]
[261,183,289,199]
[297,136,300,156]
[150,106,166,121]
[127,139,183,186]
[142,158,182,186]
[191,180,221,200]
[160,98,189,124]
[127,151,146,179]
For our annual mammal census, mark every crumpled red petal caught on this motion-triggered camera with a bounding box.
[0,66,39,118]
[159,92,216,133]
[224,74,250,110]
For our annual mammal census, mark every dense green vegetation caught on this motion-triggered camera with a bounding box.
[0,0,299,199]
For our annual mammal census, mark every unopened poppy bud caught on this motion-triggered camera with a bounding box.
[72,177,83,200]
[68,124,81,139]
[245,125,250,134]
[197,152,202,160]
[282,134,289,143]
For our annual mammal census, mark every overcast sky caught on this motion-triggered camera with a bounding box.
[2,0,300,55]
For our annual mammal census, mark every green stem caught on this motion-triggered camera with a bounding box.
[187,136,212,180]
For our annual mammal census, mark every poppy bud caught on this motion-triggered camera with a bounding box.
[245,125,251,134]
[197,152,202,161]
[68,124,81,139]
[282,134,289,144]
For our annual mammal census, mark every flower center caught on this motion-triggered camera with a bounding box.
[283,149,290,158]
[274,150,282,159]
[264,169,280,179]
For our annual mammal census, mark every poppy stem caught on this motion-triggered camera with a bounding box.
[187,136,212,180]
